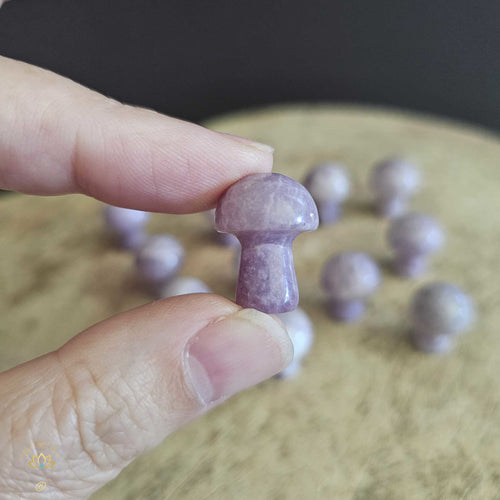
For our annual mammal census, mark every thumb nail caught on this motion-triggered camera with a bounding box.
[220,131,275,154]
[185,309,293,404]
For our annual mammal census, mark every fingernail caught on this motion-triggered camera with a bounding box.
[221,132,275,154]
[247,141,275,154]
[185,309,293,404]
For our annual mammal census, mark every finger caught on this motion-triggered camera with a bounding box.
[0,56,274,213]
[0,294,292,499]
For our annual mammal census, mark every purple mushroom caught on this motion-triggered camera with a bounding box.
[321,252,381,322]
[104,205,151,250]
[410,282,475,353]
[276,307,314,378]
[387,212,445,277]
[135,234,184,295]
[215,173,319,313]
[303,162,351,224]
[370,158,421,217]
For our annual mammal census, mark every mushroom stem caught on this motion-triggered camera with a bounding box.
[394,253,428,277]
[236,233,298,313]
[327,298,366,322]
[411,328,454,353]
[317,201,342,224]
[376,196,407,218]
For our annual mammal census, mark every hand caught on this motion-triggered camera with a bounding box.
[0,56,293,499]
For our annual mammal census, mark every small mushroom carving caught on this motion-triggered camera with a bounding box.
[370,157,421,217]
[135,234,185,296]
[387,212,445,277]
[321,252,381,322]
[410,282,475,353]
[215,173,319,313]
[104,205,151,250]
[276,307,314,378]
[303,162,351,224]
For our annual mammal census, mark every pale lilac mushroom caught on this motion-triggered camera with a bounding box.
[215,173,319,313]
[276,307,314,378]
[104,205,151,250]
[388,213,445,278]
[159,276,211,298]
[370,157,421,217]
[135,234,184,295]
[303,162,351,224]
[410,282,475,353]
[321,252,381,322]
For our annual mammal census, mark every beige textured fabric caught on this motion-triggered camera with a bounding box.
[1,105,499,499]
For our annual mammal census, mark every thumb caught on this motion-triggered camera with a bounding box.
[0,294,293,499]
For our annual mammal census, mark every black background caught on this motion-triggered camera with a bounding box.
[0,0,499,129]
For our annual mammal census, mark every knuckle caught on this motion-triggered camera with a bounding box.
[53,351,160,473]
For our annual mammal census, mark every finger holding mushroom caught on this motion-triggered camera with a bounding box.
[321,251,381,322]
[215,173,319,313]
[303,162,351,224]
[388,212,445,278]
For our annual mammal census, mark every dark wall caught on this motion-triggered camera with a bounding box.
[0,0,499,129]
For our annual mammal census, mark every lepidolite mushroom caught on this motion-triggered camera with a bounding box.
[104,205,151,250]
[215,173,319,313]
[410,282,475,353]
[321,252,381,321]
[387,212,445,277]
[135,234,184,295]
[303,162,351,224]
[276,307,314,378]
[370,157,421,217]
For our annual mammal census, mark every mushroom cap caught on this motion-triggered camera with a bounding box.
[277,307,314,360]
[410,282,475,336]
[215,173,319,234]
[104,205,151,233]
[159,276,211,298]
[388,213,445,254]
[321,252,381,301]
[370,157,421,198]
[303,163,351,204]
[135,234,184,283]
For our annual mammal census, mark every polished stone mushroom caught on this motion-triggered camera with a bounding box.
[370,157,421,217]
[104,205,151,250]
[135,234,184,295]
[215,173,319,313]
[387,212,445,277]
[303,162,351,224]
[410,282,475,353]
[276,307,314,378]
[321,251,381,322]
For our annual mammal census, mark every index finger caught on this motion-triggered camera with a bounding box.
[0,56,273,213]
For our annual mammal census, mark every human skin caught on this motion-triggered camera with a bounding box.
[0,55,293,499]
